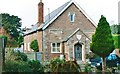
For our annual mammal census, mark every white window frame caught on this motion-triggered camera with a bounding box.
[68,12,75,22]
[51,43,61,53]
[28,42,30,51]
[24,43,26,50]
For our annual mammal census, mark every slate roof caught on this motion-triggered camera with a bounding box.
[25,1,70,35]
[25,0,96,35]
[43,1,70,28]
[24,23,38,35]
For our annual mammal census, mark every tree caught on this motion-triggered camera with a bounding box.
[1,13,22,42]
[30,39,39,52]
[110,24,118,34]
[17,34,24,47]
[90,15,115,73]
[30,39,39,60]
[110,24,120,34]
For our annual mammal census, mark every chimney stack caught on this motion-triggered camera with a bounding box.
[38,0,44,26]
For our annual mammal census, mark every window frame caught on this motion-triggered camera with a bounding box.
[28,42,30,51]
[51,43,61,53]
[68,12,75,22]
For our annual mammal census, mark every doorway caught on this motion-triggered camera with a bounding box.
[74,43,82,61]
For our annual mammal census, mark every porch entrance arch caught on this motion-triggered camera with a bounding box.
[74,43,82,61]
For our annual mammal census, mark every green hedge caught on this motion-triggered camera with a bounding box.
[112,34,120,49]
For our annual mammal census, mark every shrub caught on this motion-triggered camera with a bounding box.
[8,50,28,62]
[4,60,32,72]
[47,58,81,73]
[28,60,44,73]
[84,63,92,72]
[112,34,120,49]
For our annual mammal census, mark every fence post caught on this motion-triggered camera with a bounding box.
[0,38,4,73]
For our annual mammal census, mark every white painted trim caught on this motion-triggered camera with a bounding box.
[51,43,62,53]
[73,1,97,27]
[66,28,91,41]
[42,0,96,30]
[24,43,26,50]
[73,44,75,60]
[69,12,75,22]
[42,1,72,30]
[82,44,85,62]
[28,42,30,51]
[67,28,80,40]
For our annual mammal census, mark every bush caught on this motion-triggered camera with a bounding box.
[112,34,120,49]
[28,60,44,73]
[4,60,32,72]
[64,61,81,73]
[47,58,81,73]
[8,50,28,62]
[84,63,92,72]
[4,60,44,73]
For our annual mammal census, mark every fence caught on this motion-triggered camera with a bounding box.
[25,52,43,63]
[0,38,4,73]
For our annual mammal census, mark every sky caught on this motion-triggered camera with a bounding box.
[0,0,119,28]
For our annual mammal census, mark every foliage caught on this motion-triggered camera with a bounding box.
[1,13,23,45]
[7,39,18,47]
[7,50,28,62]
[28,60,44,73]
[47,58,81,73]
[17,35,24,47]
[110,24,120,34]
[84,63,101,73]
[30,39,39,52]
[4,60,44,73]
[90,53,100,59]
[64,61,81,73]
[4,47,44,73]
[4,60,32,72]
[90,15,115,72]
[110,25,118,34]
[50,58,65,72]
[112,35,120,49]
[90,15,115,57]
[117,65,120,70]
[0,35,7,47]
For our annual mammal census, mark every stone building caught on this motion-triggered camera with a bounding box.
[24,0,96,62]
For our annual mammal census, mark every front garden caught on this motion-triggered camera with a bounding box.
[2,48,120,74]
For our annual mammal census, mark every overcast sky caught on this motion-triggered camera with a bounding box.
[0,0,119,28]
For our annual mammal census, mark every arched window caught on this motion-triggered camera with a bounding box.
[68,12,75,22]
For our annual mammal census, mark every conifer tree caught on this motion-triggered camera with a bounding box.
[90,15,114,73]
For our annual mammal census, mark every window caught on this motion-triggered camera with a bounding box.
[51,43,61,53]
[70,14,74,21]
[68,12,75,22]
